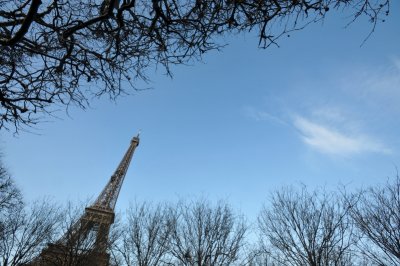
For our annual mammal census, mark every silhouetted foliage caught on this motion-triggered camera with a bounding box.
[114,202,173,266]
[0,200,60,266]
[258,185,358,266]
[244,247,277,266]
[348,175,400,266]
[36,202,121,266]
[0,0,390,131]
[0,169,118,266]
[0,160,22,212]
[169,199,247,265]
[4,167,400,265]
[114,200,247,266]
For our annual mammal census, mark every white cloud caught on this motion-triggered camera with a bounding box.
[293,116,391,156]
[244,58,399,157]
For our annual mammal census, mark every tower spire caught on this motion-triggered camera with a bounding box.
[37,134,140,266]
[92,134,139,211]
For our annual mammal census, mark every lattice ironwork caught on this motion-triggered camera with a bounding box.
[34,134,140,266]
[92,135,139,211]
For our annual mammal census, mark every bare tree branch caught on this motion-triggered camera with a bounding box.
[0,200,60,266]
[348,175,400,266]
[0,160,22,211]
[0,0,390,132]
[169,199,247,266]
[114,202,174,266]
[258,185,359,266]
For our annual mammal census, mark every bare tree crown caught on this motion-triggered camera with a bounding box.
[349,176,400,266]
[0,0,390,131]
[258,186,357,266]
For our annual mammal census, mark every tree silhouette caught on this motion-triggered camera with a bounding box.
[0,200,60,266]
[258,185,358,266]
[113,200,247,266]
[114,202,173,266]
[169,199,247,266]
[349,175,400,266]
[0,160,22,211]
[0,0,390,131]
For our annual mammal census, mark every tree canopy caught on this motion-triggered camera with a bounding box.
[2,169,400,265]
[0,0,390,131]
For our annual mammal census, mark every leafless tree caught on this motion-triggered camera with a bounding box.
[0,171,122,266]
[241,246,277,266]
[0,0,390,131]
[36,202,122,266]
[348,175,400,266]
[169,199,247,266]
[0,200,61,266]
[1,162,60,266]
[258,185,358,266]
[0,160,43,266]
[37,203,99,266]
[113,202,174,266]
[0,160,22,212]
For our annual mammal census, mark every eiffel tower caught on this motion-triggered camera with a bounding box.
[36,134,140,266]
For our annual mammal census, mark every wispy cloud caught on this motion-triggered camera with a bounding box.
[293,116,391,156]
[393,57,400,72]
[243,106,289,127]
[341,58,400,112]
[244,58,399,157]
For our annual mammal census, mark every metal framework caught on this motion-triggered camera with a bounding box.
[36,134,140,266]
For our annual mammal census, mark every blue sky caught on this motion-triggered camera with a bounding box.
[1,4,400,221]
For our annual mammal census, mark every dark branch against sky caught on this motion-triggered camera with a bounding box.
[0,0,390,132]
